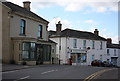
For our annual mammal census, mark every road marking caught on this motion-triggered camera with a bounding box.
[2,70,19,74]
[14,76,30,81]
[20,76,30,79]
[41,69,58,74]
[83,68,113,81]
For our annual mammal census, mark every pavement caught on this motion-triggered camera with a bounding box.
[2,64,60,72]
[2,64,39,72]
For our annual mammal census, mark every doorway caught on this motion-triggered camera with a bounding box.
[36,44,43,64]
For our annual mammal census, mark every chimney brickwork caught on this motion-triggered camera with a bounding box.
[107,38,112,44]
[56,21,62,35]
[23,1,31,11]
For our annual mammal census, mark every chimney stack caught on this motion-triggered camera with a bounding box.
[107,38,112,44]
[94,29,99,35]
[23,1,31,11]
[56,21,62,35]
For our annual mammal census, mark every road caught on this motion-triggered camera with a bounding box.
[2,65,119,81]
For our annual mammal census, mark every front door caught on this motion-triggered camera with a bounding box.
[36,45,43,64]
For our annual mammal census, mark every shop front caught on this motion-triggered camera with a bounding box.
[70,49,87,65]
[12,37,56,65]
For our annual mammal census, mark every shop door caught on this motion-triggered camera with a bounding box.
[71,54,76,63]
[36,45,43,64]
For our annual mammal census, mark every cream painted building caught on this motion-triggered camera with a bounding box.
[49,22,107,65]
[1,1,56,65]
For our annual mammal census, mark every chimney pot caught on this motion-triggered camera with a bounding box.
[23,1,31,11]
[94,29,99,35]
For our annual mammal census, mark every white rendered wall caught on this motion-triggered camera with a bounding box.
[51,37,107,65]
[117,49,120,67]
[67,38,106,65]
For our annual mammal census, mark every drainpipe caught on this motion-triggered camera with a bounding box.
[59,33,61,65]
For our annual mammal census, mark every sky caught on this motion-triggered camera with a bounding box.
[3,0,120,43]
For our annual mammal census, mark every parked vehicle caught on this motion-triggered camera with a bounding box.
[103,61,116,67]
[91,60,101,66]
[99,60,105,67]
[91,60,105,67]
[103,61,110,67]
[109,61,116,67]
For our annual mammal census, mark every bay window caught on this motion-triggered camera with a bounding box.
[22,42,36,60]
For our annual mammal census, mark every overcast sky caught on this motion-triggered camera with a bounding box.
[4,0,120,43]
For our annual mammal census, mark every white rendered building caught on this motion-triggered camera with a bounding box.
[49,21,107,65]
[106,38,120,67]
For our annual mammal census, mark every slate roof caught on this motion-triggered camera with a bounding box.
[107,44,120,49]
[48,30,56,37]
[2,2,49,23]
[49,28,107,41]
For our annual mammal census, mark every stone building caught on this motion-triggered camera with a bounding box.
[1,1,56,65]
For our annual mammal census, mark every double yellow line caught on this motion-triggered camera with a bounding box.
[83,68,113,81]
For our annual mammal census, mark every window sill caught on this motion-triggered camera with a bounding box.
[73,47,77,48]
[38,37,43,39]
[19,34,26,36]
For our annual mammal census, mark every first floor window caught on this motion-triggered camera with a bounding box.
[73,39,77,48]
[92,41,95,49]
[100,41,102,49]
[83,40,86,49]
[20,19,26,35]
[38,25,42,38]
[107,49,109,55]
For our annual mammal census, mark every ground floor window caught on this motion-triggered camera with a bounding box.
[71,53,87,63]
[22,42,36,60]
[81,54,86,63]
[100,55,102,61]
[71,55,76,63]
